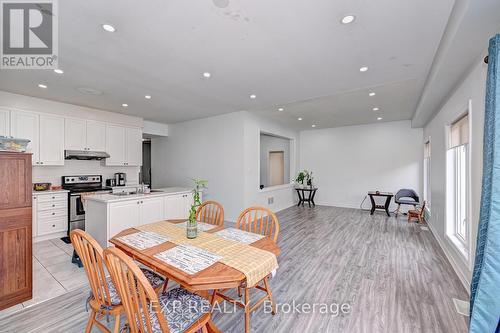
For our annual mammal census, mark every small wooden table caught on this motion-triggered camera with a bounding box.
[368,191,394,216]
[296,187,318,207]
[110,221,280,333]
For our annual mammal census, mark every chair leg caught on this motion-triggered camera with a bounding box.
[263,276,276,315]
[202,325,209,333]
[113,313,121,333]
[244,288,251,333]
[85,309,96,333]
[238,286,242,298]
[162,278,169,293]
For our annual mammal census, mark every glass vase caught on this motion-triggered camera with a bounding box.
[186,217,198,239]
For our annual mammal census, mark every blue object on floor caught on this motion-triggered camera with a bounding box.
[470,33,500,333]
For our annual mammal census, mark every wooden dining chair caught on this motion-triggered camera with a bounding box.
[213,206,280,333]
[196,200,225,226]
[70,230,166,333]
[408,201,427,223]
[103,247,211,333]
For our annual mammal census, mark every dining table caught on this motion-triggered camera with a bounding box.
[110,219,281,333]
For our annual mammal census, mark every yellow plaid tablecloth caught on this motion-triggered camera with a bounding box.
[137,222,278,287]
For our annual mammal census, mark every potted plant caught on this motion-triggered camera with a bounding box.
[295,171,306,187]
[187,178,208,239]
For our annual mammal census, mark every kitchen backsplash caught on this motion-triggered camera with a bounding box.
[32,159,140,186]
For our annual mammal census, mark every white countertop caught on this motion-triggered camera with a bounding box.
[85,187,192,203]
[32,189,69,195]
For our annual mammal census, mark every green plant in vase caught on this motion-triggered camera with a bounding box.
[187,178,208,239]
[295,171,306,187]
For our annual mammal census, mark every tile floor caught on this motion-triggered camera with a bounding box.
[0,238,87,319]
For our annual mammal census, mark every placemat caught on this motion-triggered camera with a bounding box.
[214,227,265,244]
[154,244,222,275]
[116,231,171,250]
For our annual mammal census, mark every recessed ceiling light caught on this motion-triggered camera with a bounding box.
[373,107,379,111]
[102,24,116,32]
[278,107,284,112]
[377,117,383,120]
[341,15,355,24]
[298,117,303,121]
[369,92,376,97]
[250,94,256,99]
[122,103,128,107]
[203,72,211,78]
[360,66,368,72]
[312,124,316,128]
[145,95,151,99]
[54,69,63,74]
[38,84,47,89]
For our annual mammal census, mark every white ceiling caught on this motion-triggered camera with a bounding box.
[0,0,463,128]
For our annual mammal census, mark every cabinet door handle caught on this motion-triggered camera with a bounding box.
[52,212,55,215]
[137,201,140,204]
[52,204,55,207]
[52,224,55,227]
[40,162,44,164]
[52,196,55,199]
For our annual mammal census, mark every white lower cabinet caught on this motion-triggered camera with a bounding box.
[85,191,193,247]
[32,191,69,242]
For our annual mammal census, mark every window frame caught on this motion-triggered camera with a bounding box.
[445,103,472,262]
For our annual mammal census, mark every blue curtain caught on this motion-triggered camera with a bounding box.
[470,34,500,333]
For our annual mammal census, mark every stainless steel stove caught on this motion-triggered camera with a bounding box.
[62,175,111,233]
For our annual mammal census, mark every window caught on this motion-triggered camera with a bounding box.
[446,114,469,254]
[423,140,431,210]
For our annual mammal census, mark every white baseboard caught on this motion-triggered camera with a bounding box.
[34,231,67,243]
[426,219,471,294]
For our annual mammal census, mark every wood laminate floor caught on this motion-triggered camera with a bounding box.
[0,206,469,333]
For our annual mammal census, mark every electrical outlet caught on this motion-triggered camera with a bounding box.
[268,197,274,205]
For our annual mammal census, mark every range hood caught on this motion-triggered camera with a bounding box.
[64,150,110,160]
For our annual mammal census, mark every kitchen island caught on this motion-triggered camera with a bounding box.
[85,187,195,247]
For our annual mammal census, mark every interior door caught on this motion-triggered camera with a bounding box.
[64,118,86,151]
[0,108,10,136]
[105,125,126,166]
[125,127,143,166]
[86,120,106,151]
[39,115,65,165]
[269,151,285,186]
[10,111,39,165]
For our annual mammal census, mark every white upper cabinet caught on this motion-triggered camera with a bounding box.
[11,110,40,164]
[0,108,10,136]
[65,118,106,152]
[86,120,106,151]
[106,125,142,166]
[64,118,86,150]
[105,124,126,166]
[126,127,142,166]
[39,115,65,165]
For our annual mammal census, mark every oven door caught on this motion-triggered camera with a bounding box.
[70,193,85,222]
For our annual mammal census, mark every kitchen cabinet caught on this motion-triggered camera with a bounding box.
[105,124,142,166]
[10,110,40,164]
[0,108,10,136]
[32,191,68,242]
[39,115,65,165]
[141,196,164,225]
[164,192,194,220]
[65,118,106,151]
[11,111,64,166]
[108,200,142,240]
[85,189,192,247]
[0,153,32,310]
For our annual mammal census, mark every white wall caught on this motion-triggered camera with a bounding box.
[151,112,246,221]
[151,111,300,221]
[300,120,423,210]
[243,112,300,214]
[0,90,142,185]
[259,134,291,187]
[423,58,487,290]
